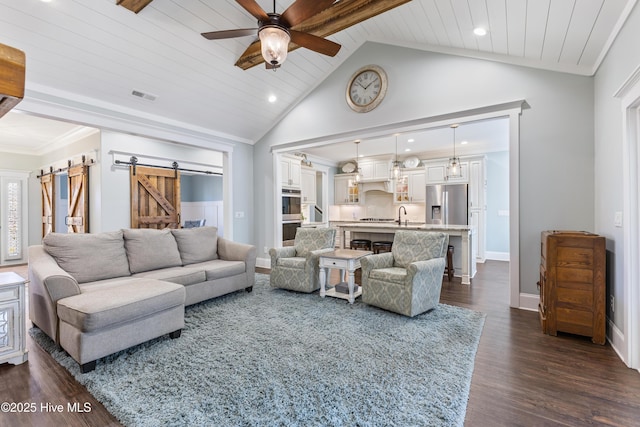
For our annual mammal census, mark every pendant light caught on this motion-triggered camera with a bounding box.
[390,135,403,180]
[354,140,362,182]
[446,124,462,179]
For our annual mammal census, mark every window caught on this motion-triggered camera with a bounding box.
[1,173,28,264]
[5,180,21,259]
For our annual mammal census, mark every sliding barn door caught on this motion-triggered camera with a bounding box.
[130,166,181,229]
[67,164,89,233]
[40,173,55,236]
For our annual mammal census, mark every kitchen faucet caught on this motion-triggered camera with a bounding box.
[397,205,407,225]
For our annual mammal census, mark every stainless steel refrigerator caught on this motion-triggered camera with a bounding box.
[425,184,468,225]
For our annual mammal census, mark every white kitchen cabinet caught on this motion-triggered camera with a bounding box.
[424,160,468,184]
[467,156,486,262]
[393,168,426,203]
[359,159,391,181]
[301,167,316,204]
[281,154,301,188]
[0,272,28,366]
[334,175,359,204]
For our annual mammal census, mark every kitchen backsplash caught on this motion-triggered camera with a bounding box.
[329,193,426,222]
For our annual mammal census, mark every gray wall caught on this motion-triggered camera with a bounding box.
[181,175,223,202]
[486,151,509,254]
[593,4,640,330]
[255,42,595,296]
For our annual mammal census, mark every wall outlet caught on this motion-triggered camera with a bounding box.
[264,246,269,254]
[234,211,245,219]
[610,295,615,313]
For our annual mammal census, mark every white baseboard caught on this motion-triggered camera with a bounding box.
[519,293,539,311]
[256,257,270,269]
[485,251,510,261]
[607,317,628,366]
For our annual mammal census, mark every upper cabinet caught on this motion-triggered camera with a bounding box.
[394,168,426,203]
[334,174,359,205]
[281,154,301,188]
[359,159,391,181]
[424,159,469,184]
[301,167,316,204]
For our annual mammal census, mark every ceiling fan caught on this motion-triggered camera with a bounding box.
[201,0,341,69]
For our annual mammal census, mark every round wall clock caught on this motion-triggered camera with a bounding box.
[346,65,388,113]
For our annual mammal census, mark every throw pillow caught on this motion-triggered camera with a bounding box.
[43,230,131,283]
[171,226,218,265]
[123,228,183,273]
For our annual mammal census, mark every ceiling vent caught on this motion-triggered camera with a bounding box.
[0,43,25,118]
[131,89,157,101]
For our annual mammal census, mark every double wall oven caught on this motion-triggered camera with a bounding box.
[282,188,302,244]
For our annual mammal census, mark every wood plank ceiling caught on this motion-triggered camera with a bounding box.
[0,0,634,153]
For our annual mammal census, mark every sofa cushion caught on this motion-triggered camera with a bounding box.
[133,266,206,286]
[43,231,131,284]
[123,228,183,273]
[187,259,246,281]
[171,226,219,265]
[369,267,407,284]
[277,257,306,269]
[57,278,185,333]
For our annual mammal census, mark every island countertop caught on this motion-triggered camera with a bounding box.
[334,222,473,232]
[334,222,476,285]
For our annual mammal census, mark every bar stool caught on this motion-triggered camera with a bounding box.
[444,245,454,281]
[350,239,372,251]
[372,241,393,254]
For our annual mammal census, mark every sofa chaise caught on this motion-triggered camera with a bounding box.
[28,226,256,372]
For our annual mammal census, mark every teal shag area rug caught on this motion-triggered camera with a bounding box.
[30,273,485,427]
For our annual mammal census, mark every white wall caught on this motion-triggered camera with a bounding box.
[255,42,595,295]
[594,4,640,331]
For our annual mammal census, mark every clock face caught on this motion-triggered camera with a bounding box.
[346,65,387,113]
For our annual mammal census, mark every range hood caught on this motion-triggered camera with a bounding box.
[0,43,26,118]
[360,180,392,193]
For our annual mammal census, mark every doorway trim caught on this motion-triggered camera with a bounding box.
[614,65,640,370]
[271,100,525,307]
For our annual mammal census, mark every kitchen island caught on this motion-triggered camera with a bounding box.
[336,222,476,285]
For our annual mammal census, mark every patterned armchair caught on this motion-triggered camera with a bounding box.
[360,230,448,317]
[269,227,336,293]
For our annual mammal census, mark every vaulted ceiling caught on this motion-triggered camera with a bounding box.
[0,0,635,156]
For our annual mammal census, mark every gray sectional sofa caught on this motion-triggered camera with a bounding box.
[28,226,256,372]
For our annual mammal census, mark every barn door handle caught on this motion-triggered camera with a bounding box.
[65,215,70,226]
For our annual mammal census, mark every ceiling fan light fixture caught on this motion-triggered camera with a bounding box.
[259,26,290,67]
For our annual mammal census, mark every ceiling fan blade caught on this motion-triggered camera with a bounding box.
[236,0,269,22]
[289,30,341,57]
[281,0,335,27]
[201,28,257,40]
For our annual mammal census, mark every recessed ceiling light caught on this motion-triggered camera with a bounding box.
[474,27,487,36]
[461,140,469,145]
[405,148,411,152]
[407,138,414,143]
[268,95,277,103]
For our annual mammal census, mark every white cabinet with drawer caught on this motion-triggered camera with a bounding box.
[0,272,28,366]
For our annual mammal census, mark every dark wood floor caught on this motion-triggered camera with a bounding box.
[1,262,639,426]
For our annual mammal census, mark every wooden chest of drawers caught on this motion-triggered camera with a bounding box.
[538,230,606,344]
